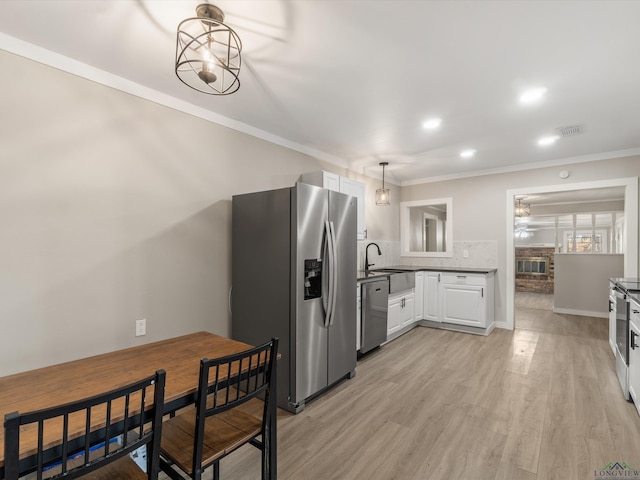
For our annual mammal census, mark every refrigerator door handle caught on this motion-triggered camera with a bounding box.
[328,221,338,326]
[323,220,336,327]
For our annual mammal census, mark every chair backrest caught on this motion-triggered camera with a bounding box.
[192,338,278,465]
[3,369,166,480]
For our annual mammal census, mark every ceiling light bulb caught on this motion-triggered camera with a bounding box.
[198,48,217,84]
[537,135,560,146]
[422,118,442,130]
[460,149,476,158]
[519,87,547,104]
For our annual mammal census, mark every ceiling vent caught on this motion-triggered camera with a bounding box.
[556,124,583,137]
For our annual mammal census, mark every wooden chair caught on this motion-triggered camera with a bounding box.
[3,369,166,480]
[160,338,278,480]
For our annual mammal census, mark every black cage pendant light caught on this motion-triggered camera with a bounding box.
[376,162,391,206]
[514,197,530,217]
[175,4,242,95]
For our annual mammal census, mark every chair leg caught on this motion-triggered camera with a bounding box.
[266,393,277,479]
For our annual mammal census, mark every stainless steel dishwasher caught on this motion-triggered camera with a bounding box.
[360,278,389,354]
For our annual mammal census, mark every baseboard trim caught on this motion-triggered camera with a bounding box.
[552,307,607,318]
[418,320,494,336]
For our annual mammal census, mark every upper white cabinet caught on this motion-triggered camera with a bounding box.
[300,171,366,240]
[339,177,366,240]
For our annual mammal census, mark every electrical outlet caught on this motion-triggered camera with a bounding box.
[463,249,469,258]
[135,319,146,337]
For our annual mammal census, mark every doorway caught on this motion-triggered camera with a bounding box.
[505,177,638,330]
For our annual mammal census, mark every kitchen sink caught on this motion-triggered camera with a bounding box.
[363,271,388,277]
[368,269,415,293]
[388,271,415,294]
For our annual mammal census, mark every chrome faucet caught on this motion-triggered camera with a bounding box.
[365,242,382,271]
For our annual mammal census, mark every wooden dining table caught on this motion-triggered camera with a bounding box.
[0,331,277,479]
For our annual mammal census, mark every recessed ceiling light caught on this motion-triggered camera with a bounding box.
[537,135,560,146]
[422,118,442,130]
[460,149,476,158]
[519,87,547,104]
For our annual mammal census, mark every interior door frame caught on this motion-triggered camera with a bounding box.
[505,177,638,330]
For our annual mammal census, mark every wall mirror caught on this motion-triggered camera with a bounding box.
[400,198,453,257]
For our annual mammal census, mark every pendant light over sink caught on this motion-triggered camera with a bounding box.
[376,162,391,206]
[175,4,242,95]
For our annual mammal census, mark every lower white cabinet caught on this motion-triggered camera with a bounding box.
[356,283,362,351]
[629,300,640,416]
[609,284,617,356]
[368,269,496,343]
[440,273,494,328]
[424,271,441,322]
[420,270,495,330]
[388,291,415,336]
[414,272,424,321]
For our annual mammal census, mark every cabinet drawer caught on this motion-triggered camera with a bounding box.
[441,273,486,286]
[631,298,640,323]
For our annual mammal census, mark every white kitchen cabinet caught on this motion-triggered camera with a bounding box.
[300,170,340,192]
[299,171,367,239]
[423,271,441,322]
[388,291,415,336]
[339,177,366,240]
[629,299,640,416]
[440,272,494,328]
[609,283,617,356]
[414,272,424,321]
[356,283,362,352]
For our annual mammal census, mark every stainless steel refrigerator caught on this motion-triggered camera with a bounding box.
[231,182,357,413]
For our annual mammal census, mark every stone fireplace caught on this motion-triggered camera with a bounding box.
[516,256,548,275]
[515,247,555,294]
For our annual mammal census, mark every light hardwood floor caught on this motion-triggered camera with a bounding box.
[161,307,640,480]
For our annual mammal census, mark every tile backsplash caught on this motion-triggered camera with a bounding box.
[357,240,497,271]
[357,241,400,270]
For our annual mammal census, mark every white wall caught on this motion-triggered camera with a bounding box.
[554,254,624,317]
[0,51,396,376]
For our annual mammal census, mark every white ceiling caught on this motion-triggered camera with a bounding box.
[1,0,640,185]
